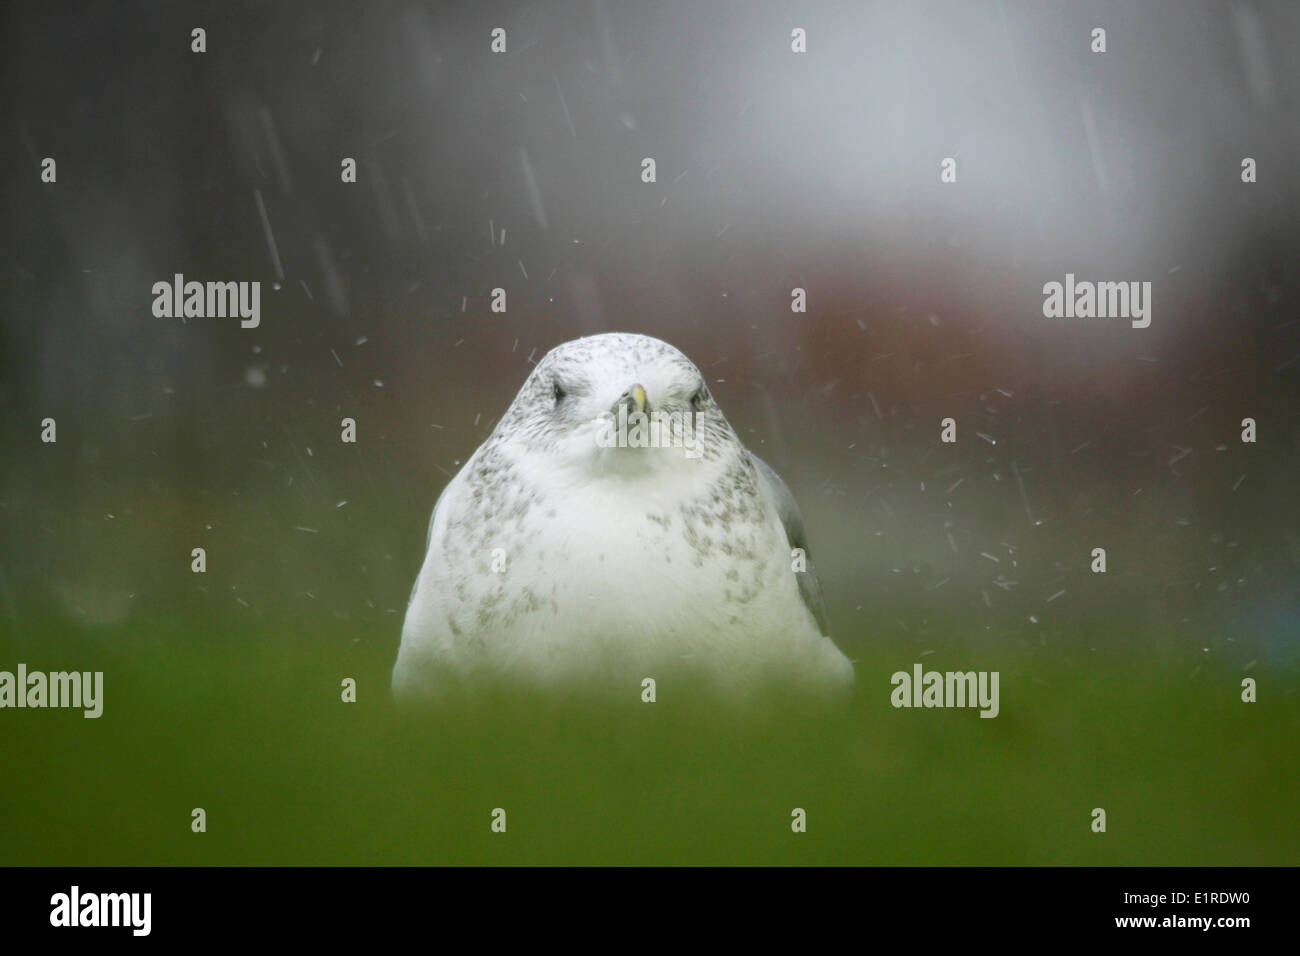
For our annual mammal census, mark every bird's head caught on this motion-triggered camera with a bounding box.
[497,332,738,479]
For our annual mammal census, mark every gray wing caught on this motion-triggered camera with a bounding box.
[407,446,485,606]
[407,480,452,608]
[748,451,831,637]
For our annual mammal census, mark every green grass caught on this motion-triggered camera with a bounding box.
[1,614,1296,865]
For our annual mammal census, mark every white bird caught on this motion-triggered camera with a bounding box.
[392,333,853,705]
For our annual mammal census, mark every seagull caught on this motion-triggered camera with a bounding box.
[392,332,853,705]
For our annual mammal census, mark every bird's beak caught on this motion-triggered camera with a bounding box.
[612,383,649,416]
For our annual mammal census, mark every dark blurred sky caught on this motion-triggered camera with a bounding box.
[1,1,1297,662]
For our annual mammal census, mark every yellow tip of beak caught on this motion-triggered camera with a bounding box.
[632,384,647,413]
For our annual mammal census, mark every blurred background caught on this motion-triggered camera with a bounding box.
[0,1,1297,864]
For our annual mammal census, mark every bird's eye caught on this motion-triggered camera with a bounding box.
[552,381,567,404]
[690,386,707,411]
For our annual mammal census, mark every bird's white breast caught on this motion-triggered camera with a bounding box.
[393,444,851,699]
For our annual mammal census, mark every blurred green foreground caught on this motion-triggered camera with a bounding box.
[0,612,1295,866]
